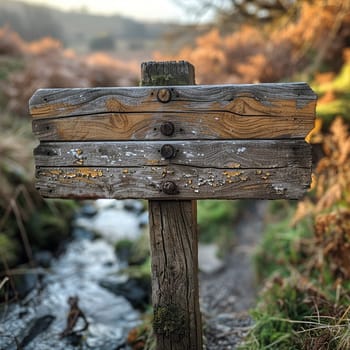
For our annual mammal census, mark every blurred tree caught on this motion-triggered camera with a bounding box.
[176,0,349,31]
[176,0,301,28]
[162,0,350,83]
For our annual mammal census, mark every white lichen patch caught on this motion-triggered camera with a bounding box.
[68,148,85,165]
[183,151,195,158]
[273,184,286,194]
[125,151,137,157]
[236,147,246,154]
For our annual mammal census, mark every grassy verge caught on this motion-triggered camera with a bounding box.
[240,62,350,348]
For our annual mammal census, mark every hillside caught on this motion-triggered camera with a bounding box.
[0,0,182,57]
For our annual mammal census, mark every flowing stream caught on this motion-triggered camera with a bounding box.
[0,199,146,350]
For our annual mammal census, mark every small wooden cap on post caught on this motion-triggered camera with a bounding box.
[141,61,202,350]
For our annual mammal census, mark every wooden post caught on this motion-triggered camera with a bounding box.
[141,61,203,350]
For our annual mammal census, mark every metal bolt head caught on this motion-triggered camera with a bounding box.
[162,181,179,195]
[160,122,175,136]
[160,144,176,159]
[157,88,172,103]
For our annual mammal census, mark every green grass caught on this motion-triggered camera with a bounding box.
[197,199,244,255]
[243,193,350,349]
[254,206,313,281]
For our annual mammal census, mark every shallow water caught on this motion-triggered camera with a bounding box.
[0,200,146,350]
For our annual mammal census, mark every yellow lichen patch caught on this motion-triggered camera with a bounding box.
[223,171,242,178]
[146,159,160,166]
[74,159,84,166]
[75,168,103,178]
[227,162,241,168]
[49,169,63,176]
[261,171,271,180]
[65,172,77,179]
[123,169,129,174]
[161,168,174,178]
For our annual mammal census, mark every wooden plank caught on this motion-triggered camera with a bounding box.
[32,111,314,141]
[34,164,311,200]
[34,140,311,169]
[29,83,317,121]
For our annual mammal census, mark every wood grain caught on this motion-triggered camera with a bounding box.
[34,163,311,200]
[34,140,311,169]
[32,110,314,141]
[29,83,317,121]
[150,200,201,350]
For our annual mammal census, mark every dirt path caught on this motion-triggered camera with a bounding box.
[200,200,268,349]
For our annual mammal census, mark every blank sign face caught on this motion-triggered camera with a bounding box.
[30,83,316,200]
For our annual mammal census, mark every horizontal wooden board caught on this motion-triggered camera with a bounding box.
[34,140,311,169]
[29,84,316,124]
[32,111,314,141]
[34,164,311,200]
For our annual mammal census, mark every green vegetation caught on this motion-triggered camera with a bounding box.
[0,54,79,299]
[313,61,350,124]
[254,204,313,281]
[197,200,243,252]
[0,233,20,266]
[241,109,350,348]
[240,201,350,349]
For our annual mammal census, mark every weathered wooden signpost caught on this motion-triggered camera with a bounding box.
[29,61,316,349]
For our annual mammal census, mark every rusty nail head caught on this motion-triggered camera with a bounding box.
[160,144,176,159]
[157,88,172,103]
[162,181,179,195]
[160,121,175,136]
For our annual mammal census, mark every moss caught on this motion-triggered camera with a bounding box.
[153,304,186,336]
[140,74,192,86]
